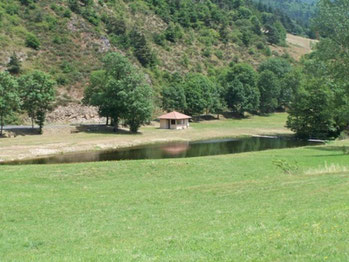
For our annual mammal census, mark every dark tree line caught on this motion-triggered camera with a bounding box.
[162,57,298,118]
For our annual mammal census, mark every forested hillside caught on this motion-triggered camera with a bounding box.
[0,0,326,134]
[255,0,317,36]
[0,0,297,99]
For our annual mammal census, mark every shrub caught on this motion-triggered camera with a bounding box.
[215,50,223,59]
[265,47,272,56]
[25,33,40,50]
[63,9,72,18]
[256,42,265,50]
[106,16,127,35]
[68,0,80,14]
[20,0,37,5]
[202,48,211,58]
[5,3,19,15]
[164,22,183,43]
[153,33,166,46]
[273,159,302,175]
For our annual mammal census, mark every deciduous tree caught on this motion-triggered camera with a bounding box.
[19,71,56,134]
[0,72,20,135]
[258,70,280,114]
[84,52,153,133]
[224,63,260,115]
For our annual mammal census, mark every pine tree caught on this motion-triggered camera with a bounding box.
[6,53,21,75]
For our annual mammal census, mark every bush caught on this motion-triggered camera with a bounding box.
[215,50,223,59]
[25,33,40,50]
[63,9,72,18]
[82,8,100,26]
[153,33,166,46]
[109,34,130,50]
[106,17,126,35]
[265,47,272,56]
[5,3,19,15]
[68,0,80,14]
[202,48,211,58]
[20,0,37,5]
[256,42,265,50]
[164,22,183,43]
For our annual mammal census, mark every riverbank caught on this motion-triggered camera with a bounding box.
[0,113,291,162]
[1,139,348,260]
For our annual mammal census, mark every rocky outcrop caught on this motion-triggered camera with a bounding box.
[46,103,105,124]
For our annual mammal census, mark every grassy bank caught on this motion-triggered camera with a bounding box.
[1,139,349,261]
[0,113,290,161]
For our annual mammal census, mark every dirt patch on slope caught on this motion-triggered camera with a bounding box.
[270,34,318,61]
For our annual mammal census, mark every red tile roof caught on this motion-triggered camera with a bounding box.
[158,111,191,120]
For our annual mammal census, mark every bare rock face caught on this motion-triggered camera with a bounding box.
[47,103,105,124]
[98,36,111,53]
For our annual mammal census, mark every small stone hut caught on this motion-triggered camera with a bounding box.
[159,111,191,130]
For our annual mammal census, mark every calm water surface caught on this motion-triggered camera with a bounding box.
[4,136,320,165]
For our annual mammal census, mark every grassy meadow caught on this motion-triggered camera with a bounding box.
[1,138,349,261]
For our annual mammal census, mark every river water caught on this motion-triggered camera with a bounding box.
[3,136,321,165]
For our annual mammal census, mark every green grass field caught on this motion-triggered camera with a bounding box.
[1,139,349,261]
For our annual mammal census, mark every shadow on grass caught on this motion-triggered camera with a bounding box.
[305,145,349,157]
[0,127,40,138]
[73,124,142,135]
[192,112,249,121]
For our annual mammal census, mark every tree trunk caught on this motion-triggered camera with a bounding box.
[106,116,109,126]
[0,113,3,136]
[113,117,119,132]
[31,117,34,129]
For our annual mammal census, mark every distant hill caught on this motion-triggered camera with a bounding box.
[255,0,317,33]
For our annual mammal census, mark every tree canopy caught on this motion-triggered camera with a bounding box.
[0,72,20,135]
[19,71,56,134]
[84,52,153,133]
[224,63,260,115]
[287,0,349,139]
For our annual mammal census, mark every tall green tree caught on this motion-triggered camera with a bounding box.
[224,64,260,115]
[279,68,302,108]
[129,29,157,67]
[124,82,153,133]
[84,52,153,133]
[258,70,280,114]
[265,22,286,45]
[19,71,56,134]
[162,85,187,112]
[0,72,20,135]
[183,74,221,117]
[83,70,112,124]
[286,79,341,139]
[312,0,349,82]
[258,57,294,109]
[183,74,207,116]
[287,0,349,138]
[258,57,291,78]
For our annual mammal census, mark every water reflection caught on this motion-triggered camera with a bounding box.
[4,137,320,165]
